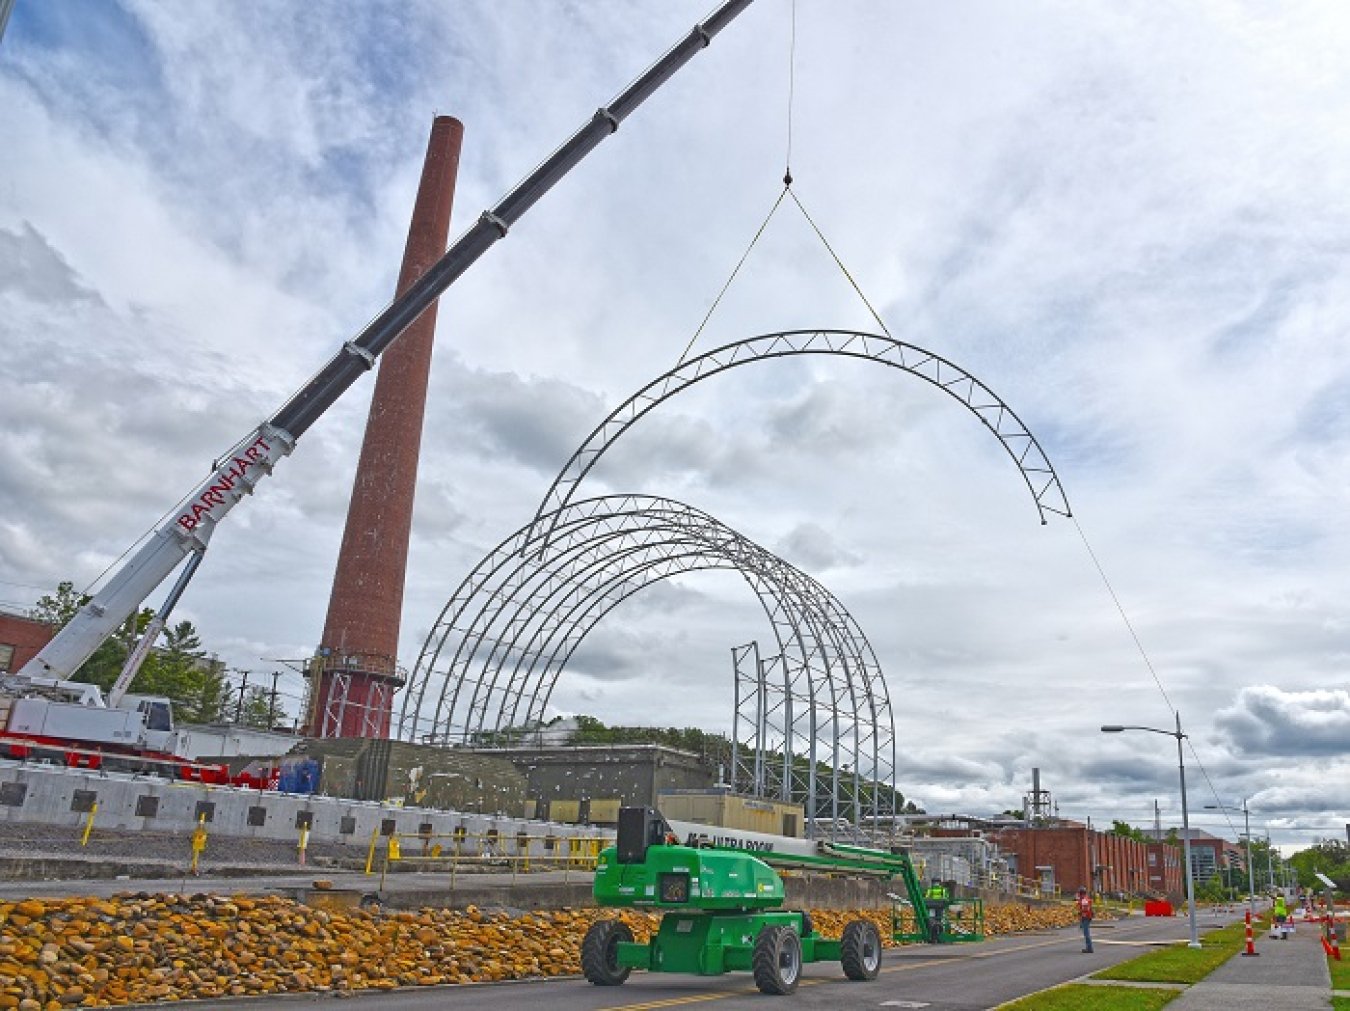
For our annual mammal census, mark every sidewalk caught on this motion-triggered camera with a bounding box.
[1164,925,1332,1011]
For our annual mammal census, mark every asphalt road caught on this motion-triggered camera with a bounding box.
[171,911,1243,1011]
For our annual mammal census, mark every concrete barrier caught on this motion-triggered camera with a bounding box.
[0,761,607,858]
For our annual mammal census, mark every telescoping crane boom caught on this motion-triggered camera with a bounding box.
[19,0,754,686]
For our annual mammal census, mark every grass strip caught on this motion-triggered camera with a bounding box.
[1331,946,1350,991]
[1328,927,1349,1009]
[1091,920,1249,984]
[998,983,1181,1010]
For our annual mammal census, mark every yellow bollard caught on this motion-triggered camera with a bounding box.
[365,828,379,875]
[298,825,310,866]
[80,802,98,846]
[190,814,208,876]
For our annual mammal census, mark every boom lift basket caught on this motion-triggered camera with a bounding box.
[892,894,985,944]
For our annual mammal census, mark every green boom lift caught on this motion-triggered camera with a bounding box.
[583,808,984,995]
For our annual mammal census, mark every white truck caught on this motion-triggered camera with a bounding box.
[0,673,224,779]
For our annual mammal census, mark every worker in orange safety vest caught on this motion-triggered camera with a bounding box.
[1076,887,1094,952]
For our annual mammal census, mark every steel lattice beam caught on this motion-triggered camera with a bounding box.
[522,330,1071,555]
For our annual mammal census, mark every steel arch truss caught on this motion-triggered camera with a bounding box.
[399,495,895,834]
[523,330,1071,553]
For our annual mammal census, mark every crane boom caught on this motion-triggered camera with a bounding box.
[21,0,754,683]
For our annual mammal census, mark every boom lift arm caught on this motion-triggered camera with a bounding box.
[21,0,754,684]
[583,809,985,997]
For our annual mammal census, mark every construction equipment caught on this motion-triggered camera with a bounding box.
[583,808,983,996]
[0,674,230,781]
[16,0,753,689]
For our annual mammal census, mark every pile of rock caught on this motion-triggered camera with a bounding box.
[0,893,1081,1006]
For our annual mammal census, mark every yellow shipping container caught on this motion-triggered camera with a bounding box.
[548,799,581,823]
[587,798,622,825]
[656,791,803,837]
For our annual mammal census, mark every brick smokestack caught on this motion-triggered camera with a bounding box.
[307,116,464,738]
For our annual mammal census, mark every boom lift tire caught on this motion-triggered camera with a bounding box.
[752,925,802,995]
[840,919,882,981]
[581,919,633,986]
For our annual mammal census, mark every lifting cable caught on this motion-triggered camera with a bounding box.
[1074,512,1239,826]
[1072,514,1175,714]
[677,0,890,365]
[676,1,1242,833]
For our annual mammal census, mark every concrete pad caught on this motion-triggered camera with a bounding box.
[1165,982,1330,1010]
[1164,930,1331,1011]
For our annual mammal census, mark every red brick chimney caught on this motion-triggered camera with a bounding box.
[307,116,465,738]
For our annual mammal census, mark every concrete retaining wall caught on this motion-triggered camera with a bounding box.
[0,762,606,857]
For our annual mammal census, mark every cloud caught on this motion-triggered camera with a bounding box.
[6,0,1350,849]
[441,362,609,473]
[775,523,861,572]
[0,221,103,305]
[1215,686,1350,758]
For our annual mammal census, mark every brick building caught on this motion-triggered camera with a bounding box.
[0,610,55,674]
[1146,827,1241,885]
[992,822,1167,899]
[1145,840,1185,896]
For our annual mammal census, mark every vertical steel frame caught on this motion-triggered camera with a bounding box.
[401,495,897,835]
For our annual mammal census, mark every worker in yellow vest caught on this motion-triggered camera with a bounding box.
[925,879,949,942]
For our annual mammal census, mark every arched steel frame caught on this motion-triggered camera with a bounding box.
[523,329,1070,553]
[398,495,894,835]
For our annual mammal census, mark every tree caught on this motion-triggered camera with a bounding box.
[236,686,277,729]
[1193,873,1231,903]
[32,581,140,690]
[1287,839,1350,891]
[29,583,228,726]
[143,623,233,724]
[1111,820,1150,843]
[32,582,83,626]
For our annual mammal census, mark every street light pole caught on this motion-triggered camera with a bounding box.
[1172,712,1201,949]
[1206,798,1256,926]
[1100,712,1201,948]
[1244,802,1254,921]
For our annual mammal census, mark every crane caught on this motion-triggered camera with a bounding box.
[18,1,753,692]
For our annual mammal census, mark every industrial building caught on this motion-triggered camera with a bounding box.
[0,609,54,674]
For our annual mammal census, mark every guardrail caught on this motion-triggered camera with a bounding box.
[962,864,1059,900]
[366,829,610,887]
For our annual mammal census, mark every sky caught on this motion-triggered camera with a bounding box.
[2,1,1349,855]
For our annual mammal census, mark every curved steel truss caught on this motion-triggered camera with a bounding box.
[523,329,1071,553]
[398,494,895,832]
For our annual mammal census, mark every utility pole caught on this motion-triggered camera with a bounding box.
[267,671,282,728]
[233,670,251,723]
